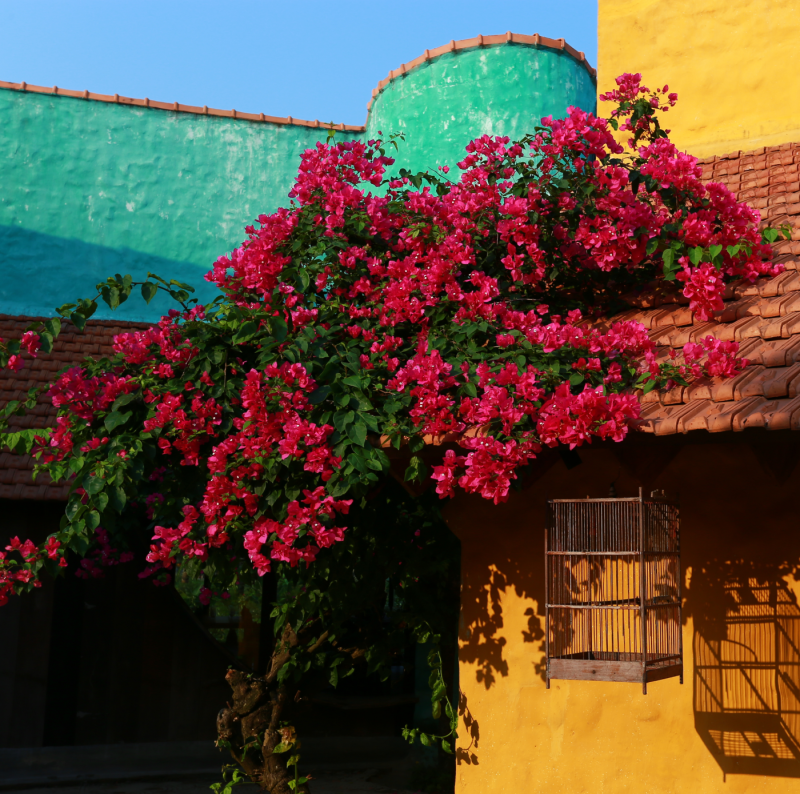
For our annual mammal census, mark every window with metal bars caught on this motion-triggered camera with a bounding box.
[545,489,682,694]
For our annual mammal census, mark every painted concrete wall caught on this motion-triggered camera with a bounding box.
[365,44,597,176]
[0,41,595,322]
[446,436,800,792]
[0,89,339,321]
[598,0,800,159]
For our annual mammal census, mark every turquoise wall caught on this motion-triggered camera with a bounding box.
[365,44,597,176]
[0,42,595,322]
[0,91,340,320]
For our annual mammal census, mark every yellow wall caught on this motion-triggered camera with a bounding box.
[598,0,800,158]
[447,439,800,792]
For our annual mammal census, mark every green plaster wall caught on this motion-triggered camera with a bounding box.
[364,44,596,176]
[0,90,339,320]
[0,44,595,322]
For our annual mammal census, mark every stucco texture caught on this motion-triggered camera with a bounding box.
[0,43,595,322]
[598,0,800,159]
[365,44,597,176]
[0,90,340,320]
[446,436,800,792]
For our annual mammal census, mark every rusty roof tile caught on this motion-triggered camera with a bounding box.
[738,395,800,431]
[688,396,768,433]
[637,401,710,435]
[716,296,761,322]
[761,311,800,339]
[736,362,800,399]
[759,336,800,367]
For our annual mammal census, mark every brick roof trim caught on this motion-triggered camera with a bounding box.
[0,31,595,131]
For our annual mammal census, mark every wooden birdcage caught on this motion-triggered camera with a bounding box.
[545,489,682,694]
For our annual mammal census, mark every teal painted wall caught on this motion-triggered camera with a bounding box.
[365,44,596,176]
[0,91,340,320]
[0,43,595,322]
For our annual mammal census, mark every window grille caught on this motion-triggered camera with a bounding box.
[545,489,682,694]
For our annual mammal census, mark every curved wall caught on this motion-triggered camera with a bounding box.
[365,42,597,175]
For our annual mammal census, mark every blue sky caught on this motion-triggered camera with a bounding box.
[0,0,597,125]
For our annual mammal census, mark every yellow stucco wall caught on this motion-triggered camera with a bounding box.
[598,0,800,158]
[447,440,800,792]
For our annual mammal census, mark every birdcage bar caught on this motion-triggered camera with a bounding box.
[545,489,682,694]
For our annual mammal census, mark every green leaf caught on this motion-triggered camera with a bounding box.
[139,281,157,304]
[66,499,84,521]
[726,244,741,258]
[232,321,259,344]
[709,244,723,260]
[86,510,101,530]
[441,739,453,754]
[104,410,132,432]
[112,392,136,411]
[70,311,87,331]
[297,268,310,292]
[272,743,291,754]
[83,474,104,495]
[333,411,354,433]
[419,733,433,747]
[689,246,704,266]
[308,385,331,405]
[347,420,367,447]
[109,486,127,512]
[94,491,109,512]
[271,316,288,343]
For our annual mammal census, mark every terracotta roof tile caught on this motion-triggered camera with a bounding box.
[0,315,148,500]
[633,141,800,436]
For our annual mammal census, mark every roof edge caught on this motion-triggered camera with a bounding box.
[0,80,366,132]
[1,32,595,131]
[366,32,597,112]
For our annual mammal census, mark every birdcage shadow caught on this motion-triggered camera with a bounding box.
[694,565,800,777]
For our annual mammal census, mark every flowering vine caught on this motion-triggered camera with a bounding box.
[0,74,787,611]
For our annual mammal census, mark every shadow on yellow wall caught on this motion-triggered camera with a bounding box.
[449,439,800,791]
[691,560,800,778]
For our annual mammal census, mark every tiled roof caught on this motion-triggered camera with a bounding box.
[0,31,596,128]
[627,142,800,436]
[0,315,148,501]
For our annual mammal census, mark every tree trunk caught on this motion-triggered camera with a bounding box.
[217,668,310,793]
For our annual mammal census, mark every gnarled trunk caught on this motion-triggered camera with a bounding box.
[216,622,326,793]
[217,669,308,794]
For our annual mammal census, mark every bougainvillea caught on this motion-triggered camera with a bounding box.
[0,73,786,605]
[0,74,789,791]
